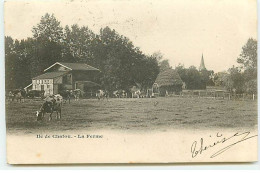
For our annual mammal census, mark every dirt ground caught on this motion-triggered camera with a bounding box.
[5,97,258,134]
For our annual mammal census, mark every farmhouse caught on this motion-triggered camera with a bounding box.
[153,68,183,96]
[32,62,100,96]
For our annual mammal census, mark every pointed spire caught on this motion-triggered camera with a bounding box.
[199,53,206,71]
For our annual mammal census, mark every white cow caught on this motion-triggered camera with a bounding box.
[96,90,109,100]
[45,94,63,105]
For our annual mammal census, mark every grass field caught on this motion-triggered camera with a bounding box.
[6,97,258,134]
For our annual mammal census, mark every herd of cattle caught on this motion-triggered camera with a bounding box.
[7,87,147,121]
[7,88,145,103]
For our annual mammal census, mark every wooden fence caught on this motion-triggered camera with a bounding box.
[169,90,257,100]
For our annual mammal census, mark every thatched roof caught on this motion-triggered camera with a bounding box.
[155,69,183,87]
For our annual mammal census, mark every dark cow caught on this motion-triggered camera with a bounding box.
[36,99,61,121]
[8,89,26,102]
[59,90,72,104]
[26,90,45,99]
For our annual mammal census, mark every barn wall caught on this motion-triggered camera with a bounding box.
[72,71,97,82]
[72,71,99,90]
[54,76,62,84]
[32,84,54,95]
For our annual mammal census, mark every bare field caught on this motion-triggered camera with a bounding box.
[6,97,258,134]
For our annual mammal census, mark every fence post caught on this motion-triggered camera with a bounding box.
[253,94,255,100]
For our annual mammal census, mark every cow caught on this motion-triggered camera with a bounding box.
[44,94,63,104]
[15,91,24,102]
[113,90,127,98]
[8,89,26,102]
[59,90,71,104]
[72,89,82,101]
[53,94,63,104]
[113,90,119,98]
[26,90,45,99]
[130,86,141,98]
[36,99,62,121]
[96,90,109,100]
[132,90,141,98]
[8,91,15,102]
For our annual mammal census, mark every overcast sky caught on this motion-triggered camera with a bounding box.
[4,0,257,72]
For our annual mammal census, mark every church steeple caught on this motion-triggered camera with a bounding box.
[199,54,206,71]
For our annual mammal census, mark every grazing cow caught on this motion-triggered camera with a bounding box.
[59,90,71,104]
[45,94,63,104]
[132,90,141,98]
[96,90,109,100]
[130,86,142,98]
[113,90,119,98]
[53,94,63,104]
[130,85,142,98]
[72,89,82,101]
[8,91,15,102]
[26,90,45,99]
[15,91,24,102]
[9,89,26,102]
[113,90,127,98]
[121,90,127,98]
[36,99,61,121]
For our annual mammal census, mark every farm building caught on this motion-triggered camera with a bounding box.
[32,62,100,96]
[153,68,183,96]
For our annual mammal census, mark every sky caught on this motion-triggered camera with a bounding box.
[4,0,257,72]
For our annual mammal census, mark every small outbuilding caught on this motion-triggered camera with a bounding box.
[153,68,183,96]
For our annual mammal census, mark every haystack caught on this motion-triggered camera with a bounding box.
[154,69,183,96]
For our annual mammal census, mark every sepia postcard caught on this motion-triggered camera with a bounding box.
[4,0,258,164]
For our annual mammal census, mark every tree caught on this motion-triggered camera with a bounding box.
[6,14,161,92]
[237,38,257,71]
[32,13,63,43]
[151,51,171,72]
[151,51,163,62]
[224,66,244,93]
[200,69,214,89]
[63,24,96,63]
[93,26,160,91]
[175,64,187,82]
[5,37,33,89]
[159,59,171,72]
[214,71,228,87]
[185,66,202,89]
[237,38,257,94]
[31,13,64,75]
[5,36,18,89]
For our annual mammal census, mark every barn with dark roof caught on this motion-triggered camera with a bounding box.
[32,62,100,96]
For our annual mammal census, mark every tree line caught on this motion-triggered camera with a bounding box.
[5,13,257,94]
[5,13,160,92]
[213,38,257,94]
